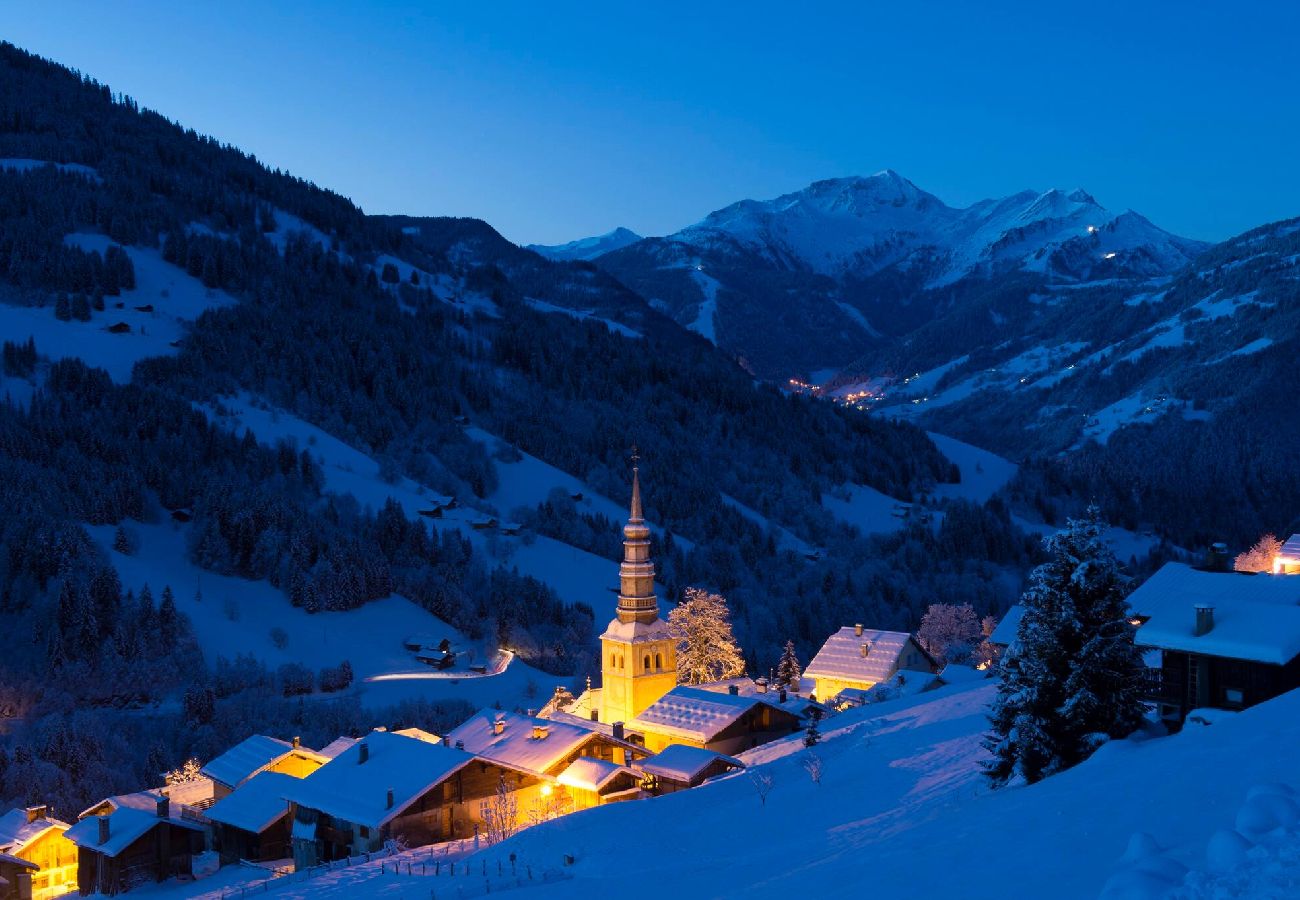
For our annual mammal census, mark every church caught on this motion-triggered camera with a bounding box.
[548,462,805,754]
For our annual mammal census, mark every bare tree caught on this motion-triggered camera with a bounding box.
[749,770,775,807]
[1235,533,1283,572]
[801,752,823,786]
[480,775,520,844]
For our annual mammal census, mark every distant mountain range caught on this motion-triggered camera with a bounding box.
[527,226,642,262]
[546,171,1204,377]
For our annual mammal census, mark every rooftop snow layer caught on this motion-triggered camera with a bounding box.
[989,605,1025,646]
[200,735,299,789]
[630,686,767,742]
[316,737,360,760]
[446,710,594,776]
[65,807,203,858]
[557,757,637,792]
[637,745,744,782]
[1132,563,1300,664]
[281,731,475,829]
[803,628,919,685]
[204,772,299,834]
[0,808,68,851]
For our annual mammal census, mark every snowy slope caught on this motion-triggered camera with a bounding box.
[928,431,1017,503]
[0,233,235,383]
[527,227,642,262]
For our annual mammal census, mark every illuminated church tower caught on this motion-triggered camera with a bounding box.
[598,455,677,726]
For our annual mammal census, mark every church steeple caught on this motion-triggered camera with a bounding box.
[616,449,658,625]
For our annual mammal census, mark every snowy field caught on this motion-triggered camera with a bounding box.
[820,481,910,535]
[86,520,554,712]
[0,233,234,382]
[928,431,1017,503]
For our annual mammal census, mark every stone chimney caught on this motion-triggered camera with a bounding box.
[156,796,169,819]
[98,816,110,845]
[854,623,864,636]
[612,722,625,741]
[778,688,787,703]
[756,677,768,694]
[1205,542,1231,572]
[292,736,301,749]
[386,788,394,809]
[24,805,46,824]
[455,740,465,750]
[493,718,506,736]
[532,724,549,740]
[1195,604,1215,637]
[860,642,871,658]
[728,683,739,696]
[358,741,369,764]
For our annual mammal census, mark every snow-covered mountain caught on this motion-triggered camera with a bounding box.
[527,226,642,262]
[596,171,1208,377]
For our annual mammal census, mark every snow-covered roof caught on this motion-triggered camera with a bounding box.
[65,807,202,858]
[446,710,594,776]
[316,737,359,760]
[281,731,475,830]
[637,745,743,782]
[392,727,442,745]
[988,605,1025,646]
[803,627,924,685]
[1132,563,1300,664]
[78,789,164,820]
[556,758,638,793]
[0,852,37,871]
[201,735,301,789]
[204,772,297,834]
[694,677,759,696]
[630,686,769,742]
[0,808,69,852]
[599,617,673,644]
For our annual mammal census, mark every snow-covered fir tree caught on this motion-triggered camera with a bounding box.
[775,639,802,687]
[668,587,745,684]
[984,507,1147,787]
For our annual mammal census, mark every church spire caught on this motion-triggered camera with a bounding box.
[616,447,658,624]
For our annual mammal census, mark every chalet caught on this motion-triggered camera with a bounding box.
[0,853,38,900]
[987,605,1025,652]
[555,758,642,809]
[106,322,130,334]
[1274,533,1300,574]
[204,772,297,864]
[200,735,327,800]
[628,685,803,754]
[802,625,938,701]
[281,730,550,867]
[0,805,77,900]
[635,745,744,795]
[470,516,498,531]
[1129,562,1300,725]
[64,798,205,895]
[499,522,524,536]
[446,710,645,777]
[414,646,456,669]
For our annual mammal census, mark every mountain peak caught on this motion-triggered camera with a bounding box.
[526,227,643,262]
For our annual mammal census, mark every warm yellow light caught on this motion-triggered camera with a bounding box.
[541,783,554,797]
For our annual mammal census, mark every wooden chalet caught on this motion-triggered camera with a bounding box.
[802,625,938,701]
[628,685,803,755]
[0,806,77,900]
[64,798,205,896]
[1130,562,1300,725]
[555,758,642,809]
[635,745,744,795]
[204,771,296,864]
[281,730,551,867]
[0,852,38,900]
[446,709,646,777]
[200,734,327,800]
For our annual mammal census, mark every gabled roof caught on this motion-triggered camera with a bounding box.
[281,731,475,830]
[446,710,594,776]
[637,745,744,782]
[205,772,298,834]
[988,605,1025,646]
[65,807,203,858]
[0,808,69,852]
[1131,563,1300,664]
[803,628,927,685]
[316,737,359,760]
[0,852,38,870]
[1280,533,1300,560]
[201,735,305,789]
[78,789,164,820]
[556,758,638,793]
[630,686,781,743]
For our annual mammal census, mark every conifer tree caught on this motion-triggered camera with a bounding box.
[668,587,745,684]
[984,508,1147,787]
[804,707,823,748]
[776,639,802,688]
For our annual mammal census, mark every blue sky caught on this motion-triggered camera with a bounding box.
[3,1,1297,244]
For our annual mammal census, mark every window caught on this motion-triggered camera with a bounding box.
[359,825,370,839]
[1224,688,1244,706]
[655,653,662,670]
[644,655,651,671]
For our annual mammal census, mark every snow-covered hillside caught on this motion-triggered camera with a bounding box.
[527,227,642,262]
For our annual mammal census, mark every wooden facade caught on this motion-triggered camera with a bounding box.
[1155,649,1300,725]
[290,760,549,869]
[638,703,802,755]
[211,816,290,866]
[0,854,38,900]
[75,822,204,896]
